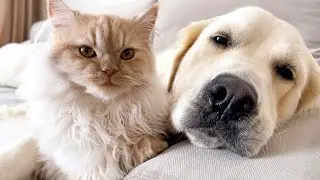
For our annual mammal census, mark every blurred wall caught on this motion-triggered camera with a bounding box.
[0,0,46,46]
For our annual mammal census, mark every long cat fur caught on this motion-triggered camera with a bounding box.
[18,0,171,179]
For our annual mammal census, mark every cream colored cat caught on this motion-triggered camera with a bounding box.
[19,0,170,179]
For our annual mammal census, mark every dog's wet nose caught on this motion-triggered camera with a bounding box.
[208,74,258,119]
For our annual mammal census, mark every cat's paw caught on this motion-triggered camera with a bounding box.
[131,136,168,165]
[149,136,169,155]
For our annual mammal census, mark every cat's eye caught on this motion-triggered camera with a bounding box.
[79,46,97,58]
[120,48,135,60]
[275,64,295,81]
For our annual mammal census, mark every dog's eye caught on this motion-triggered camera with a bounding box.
[211,36,229,47]
[276,65,295,81]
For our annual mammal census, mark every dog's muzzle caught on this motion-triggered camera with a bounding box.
[183,73,261,156]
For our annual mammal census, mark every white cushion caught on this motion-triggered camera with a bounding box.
[126,111,320,180]
[154,0,320,52]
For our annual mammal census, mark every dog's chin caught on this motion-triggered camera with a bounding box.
[185,128,225,149]
[184,127,263,157]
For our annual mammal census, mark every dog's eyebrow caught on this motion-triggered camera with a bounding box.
[273,59,295,67]
[277,51,295,59]
[215,29,231,37]
[272,42,296,56]
[213,27,232,40]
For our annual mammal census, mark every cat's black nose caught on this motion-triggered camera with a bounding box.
[207,74,258,120]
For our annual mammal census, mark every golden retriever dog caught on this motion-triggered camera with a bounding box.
[157,6,320,157]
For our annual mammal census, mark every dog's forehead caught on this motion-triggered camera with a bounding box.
[203,7,299,40]
[201,7,306,54]
[223,7,275,25]
[207,7,276,31]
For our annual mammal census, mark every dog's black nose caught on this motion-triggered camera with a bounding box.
[207,74,258,120]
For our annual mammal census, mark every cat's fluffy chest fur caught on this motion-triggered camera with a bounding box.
[20,47,169,180]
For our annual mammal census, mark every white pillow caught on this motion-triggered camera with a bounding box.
[154,0,320,52]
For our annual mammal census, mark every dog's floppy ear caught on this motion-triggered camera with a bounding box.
[167,19,213,92]
[296,56,320,112]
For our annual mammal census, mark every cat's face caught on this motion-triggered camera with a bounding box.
[48,0,158,98]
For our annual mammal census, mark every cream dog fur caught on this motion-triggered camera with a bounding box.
[157,7,320,157]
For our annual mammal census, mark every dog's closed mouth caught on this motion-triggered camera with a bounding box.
[185,128,225,149]
[185,126,261,157]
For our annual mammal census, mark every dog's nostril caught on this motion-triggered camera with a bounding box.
[232,96,255,113]
[212,86,228,104]
[243,99,255,113]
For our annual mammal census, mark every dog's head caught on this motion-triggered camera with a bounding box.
[167,7,320,157]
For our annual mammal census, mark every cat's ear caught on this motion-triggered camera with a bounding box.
[135,4,159,32]
[48,0,75,28]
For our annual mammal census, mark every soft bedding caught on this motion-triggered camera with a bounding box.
[126,111,320,180]
[0,86,21,106]
[311,49,320,62]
